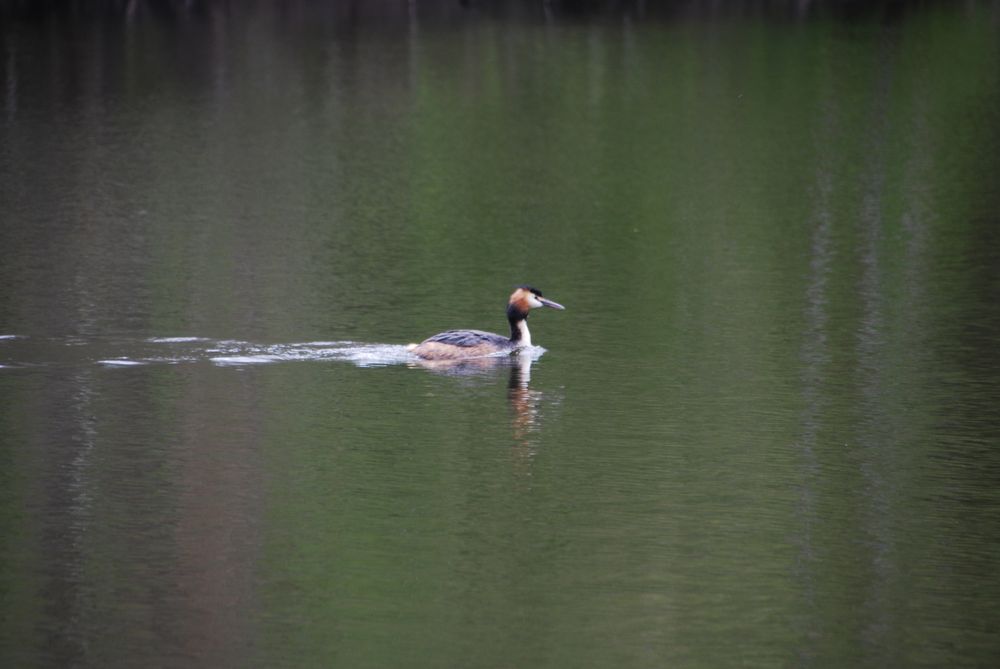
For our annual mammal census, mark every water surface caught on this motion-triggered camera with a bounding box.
[2,4,1000,667]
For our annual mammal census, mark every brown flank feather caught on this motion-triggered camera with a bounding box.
[410,341,500,360]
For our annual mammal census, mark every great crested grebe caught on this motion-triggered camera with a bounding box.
[409,286,565,360]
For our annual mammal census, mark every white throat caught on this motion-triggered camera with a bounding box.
[516,319,532,348]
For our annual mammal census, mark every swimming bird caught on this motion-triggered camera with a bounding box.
[409,286,565,360]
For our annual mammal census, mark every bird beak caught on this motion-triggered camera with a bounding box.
[539,297,565,310]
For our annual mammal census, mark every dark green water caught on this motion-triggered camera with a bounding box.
[2,4,1000,667]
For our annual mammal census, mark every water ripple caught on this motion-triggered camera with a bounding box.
[1,336,544,369]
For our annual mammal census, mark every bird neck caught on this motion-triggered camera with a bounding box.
[507,306,531,347]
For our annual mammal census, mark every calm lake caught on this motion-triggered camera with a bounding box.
[2,2,999,667]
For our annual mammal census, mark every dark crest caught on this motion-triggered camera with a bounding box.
[517,284,543,297]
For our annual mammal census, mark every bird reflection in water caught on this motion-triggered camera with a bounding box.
[506,356,542,452]
[410,354,545,462]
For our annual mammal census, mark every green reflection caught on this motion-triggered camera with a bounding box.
[1,5,999,669]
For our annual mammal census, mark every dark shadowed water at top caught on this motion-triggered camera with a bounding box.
[2,3,1000,667]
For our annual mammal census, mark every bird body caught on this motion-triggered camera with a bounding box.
[409,286,564,360]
